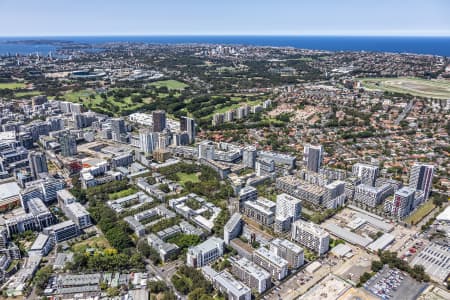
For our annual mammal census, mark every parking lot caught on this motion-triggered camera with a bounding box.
[364,266,427,300]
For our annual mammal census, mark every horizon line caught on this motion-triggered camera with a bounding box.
[1,33,450,38]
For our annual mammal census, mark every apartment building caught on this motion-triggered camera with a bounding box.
[352,163,379,186]
[43,220,79,243]
[224,213,243,245]
[241,197,276,226]
[354,183,393,207]
[63,202,92,229]
[230,257,271,293]
[270,238,304,269]
[202,266,251,300]
[274,193,301,233]
[276,176,327,206]
[252,247,288,280]
[187,237,224,268]
[291,220,329,255]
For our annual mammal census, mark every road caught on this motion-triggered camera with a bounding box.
[145,258,185,300]
[394,100,414,125]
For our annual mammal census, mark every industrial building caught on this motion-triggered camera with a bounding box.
[411,242,450,283]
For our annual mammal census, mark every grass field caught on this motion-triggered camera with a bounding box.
[405,201,436,225]
[62,89,152,115]
[176,172,200,186]
[109,188,138,200]
[361,77,450,99]
[148,79,188,90]
[0,82,26,90]
[72,236,110,251]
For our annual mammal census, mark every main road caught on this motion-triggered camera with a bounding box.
[145,258,185,299]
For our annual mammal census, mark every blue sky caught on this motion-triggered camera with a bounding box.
[0,0,449,36]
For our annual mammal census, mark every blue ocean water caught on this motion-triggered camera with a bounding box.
[0,36,449,56]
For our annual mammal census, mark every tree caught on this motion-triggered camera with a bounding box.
[171,275,190,294]
[166,234,200,249]
[107,287,120,297]
[159,183,170,193]
[105,226,133,250]
[357,272,373,287]
[148,280,168,293]
[162,291,177,300]
[371,260,383,272]
[130,252,145,269]
[148,246,162,265]
[33,266,53,293]
[432,194,447,207]
[188,288,207,300]
[137,239,152,257]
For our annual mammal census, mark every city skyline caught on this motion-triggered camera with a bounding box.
[0,0,449,37]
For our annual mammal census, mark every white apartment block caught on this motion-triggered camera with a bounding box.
[275,193,302,232]
[64,202,92,229]
[291,220,329,255]
[230,257,271,294]
[241,197,276,226]
[224,213,242,245]
[354,183,393,208]
[270,238,304,269]
[187,237,224,268]
[352,163,379,186]
[252,247,288,280]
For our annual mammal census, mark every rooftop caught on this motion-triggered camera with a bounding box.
[367,233,395,252]
[30,233,50,251]
[224,213,242,231]
[243,200,274,216]
[231,257,271,280]
[0,182,20,200]
[56,189,76,201]
[44,220,76,232]
[330,243,353,257]
[411,242,450,282]
[254,247,288,268]
[58,273,101,286]
[323,223,373,247]
[271,238,304,254]
[436,206,450,222]
[66,202,90,218]
[395,187,416,197]
[293,220,329,238]
[189,237,224,254]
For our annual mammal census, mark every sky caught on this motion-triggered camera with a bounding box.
[0,0,449,36]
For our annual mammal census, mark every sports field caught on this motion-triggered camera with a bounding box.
[361,77,450,99]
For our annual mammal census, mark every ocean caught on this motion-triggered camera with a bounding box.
[0,36,449,57]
